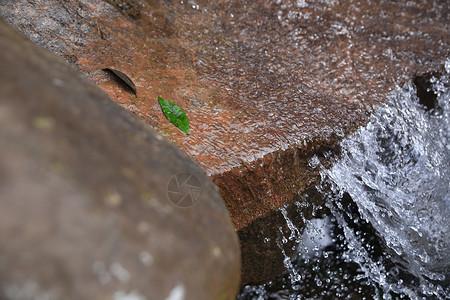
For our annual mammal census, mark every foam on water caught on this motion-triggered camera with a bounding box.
[238,61,449,299]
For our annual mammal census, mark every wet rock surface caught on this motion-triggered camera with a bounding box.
[0,21,240,299]
[1,0,448,285]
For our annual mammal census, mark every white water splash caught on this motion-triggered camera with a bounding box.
[322,60,449,299]
[239,60,449,299]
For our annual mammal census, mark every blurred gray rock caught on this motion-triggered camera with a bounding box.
[0,21,240,300]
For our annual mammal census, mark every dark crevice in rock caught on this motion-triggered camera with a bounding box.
[104,0,142,20]
[413,72,440,111]
[237,186,326,286]
[213,144,340,285]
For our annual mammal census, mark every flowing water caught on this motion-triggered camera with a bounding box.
[238,60,449,299]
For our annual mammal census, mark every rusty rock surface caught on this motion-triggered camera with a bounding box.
[0,21,240,299]
[1,0,448,284]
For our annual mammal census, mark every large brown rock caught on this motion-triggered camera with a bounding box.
[0,21,240,299]
[1,0,448,284]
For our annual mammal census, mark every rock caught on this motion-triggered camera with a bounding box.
[0,20,240,299]
[1,0,447,284]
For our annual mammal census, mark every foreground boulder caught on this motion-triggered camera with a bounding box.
[0,21,240,299]
[1,0,448,284]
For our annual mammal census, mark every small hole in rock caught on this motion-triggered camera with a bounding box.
[413,72,439,111]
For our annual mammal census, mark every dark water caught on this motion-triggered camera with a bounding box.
[238,60,449,299]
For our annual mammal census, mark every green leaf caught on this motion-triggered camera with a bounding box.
[158,96,190,135]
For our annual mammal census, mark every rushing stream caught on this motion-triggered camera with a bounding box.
[238,61,449,299]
